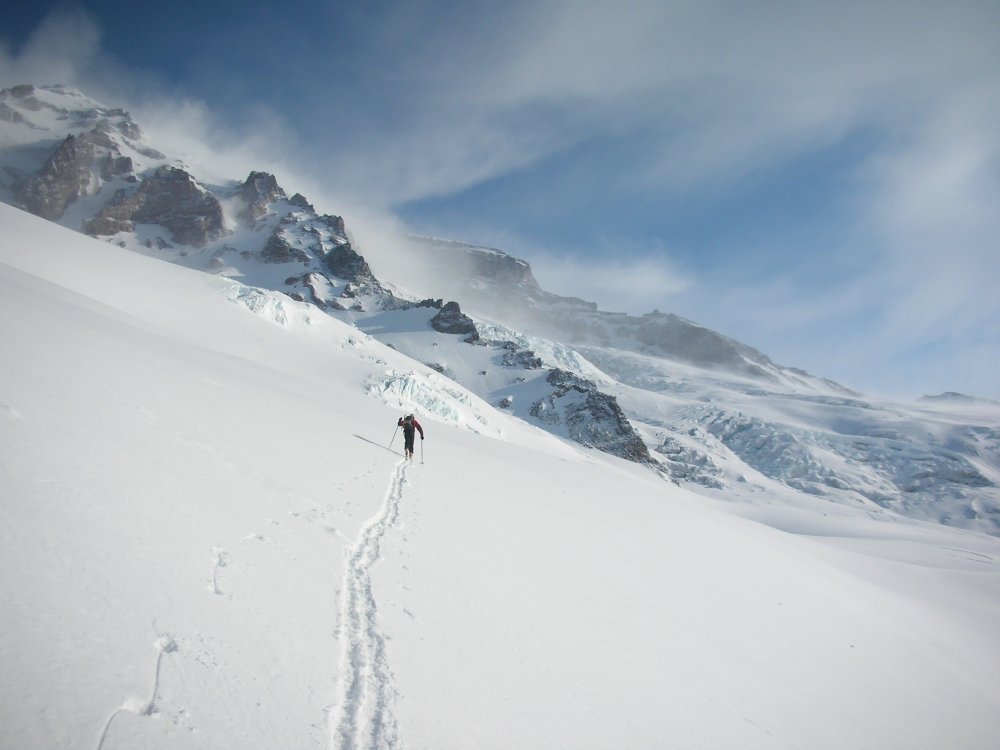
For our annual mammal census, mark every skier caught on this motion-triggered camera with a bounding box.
[397,414,424,460]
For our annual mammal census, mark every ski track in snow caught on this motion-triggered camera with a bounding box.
[94,635,179,750]
[329,460,409,750]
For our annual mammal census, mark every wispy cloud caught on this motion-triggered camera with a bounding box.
[3,1,998,397]
[1,6,371,218]
[530,243,693,315]
[0,5,102,89]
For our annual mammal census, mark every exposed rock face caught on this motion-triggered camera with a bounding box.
[86,165,225,247]
[289,193,314,211]
[236,171,287,223]
[501,344,542,369]
[316,213,346,234]
[531,369,653,464]
[260,227,310,263]
[15,130,119,220]
[100,153,135,180]
[430,301,476,335]
[243,200,407,310]
[5,85,152,224]
[324,243,377,284]
[298,272,337,309]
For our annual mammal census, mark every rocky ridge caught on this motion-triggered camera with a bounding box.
[0,85,408,313]
[86,165,225,247]
[530,369,654,465]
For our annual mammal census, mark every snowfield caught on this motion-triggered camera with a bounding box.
[2,203,1000,749]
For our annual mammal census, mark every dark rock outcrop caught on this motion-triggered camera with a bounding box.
[530,369,653,464]
[501,347,543,369]
[100,153,135,181]
[15,129,117,220]
[316,213,346,234]
[289,193,314,211]
[430,301,476,335]
[260,227,310,263]
[236,171,287,223]
[85,165,225,247]
[324,243,377,284]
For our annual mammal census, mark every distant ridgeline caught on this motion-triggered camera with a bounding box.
[401,236,852,389]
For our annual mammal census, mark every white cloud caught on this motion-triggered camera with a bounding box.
[0,6,101,89]
[128,96,298,186]
[529,244,693,315]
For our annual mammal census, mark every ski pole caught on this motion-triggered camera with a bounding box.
[390,424,399,449]
[421,437,424,464]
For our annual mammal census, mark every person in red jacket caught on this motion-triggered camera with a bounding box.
[397,414,424,460]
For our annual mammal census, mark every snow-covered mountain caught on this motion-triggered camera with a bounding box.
[4,183,1000,750]
[2,86,1000,749]
[2,82,998,540]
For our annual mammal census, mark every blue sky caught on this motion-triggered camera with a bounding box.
[3,1,999,400]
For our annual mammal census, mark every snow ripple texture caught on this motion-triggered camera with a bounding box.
[329,460,409,750]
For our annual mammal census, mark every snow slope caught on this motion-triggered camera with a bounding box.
[3,204,1000,749]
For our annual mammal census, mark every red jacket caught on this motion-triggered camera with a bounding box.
[398,416,424,439]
